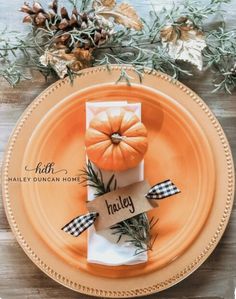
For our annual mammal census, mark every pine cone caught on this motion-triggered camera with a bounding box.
[20,1,112,48]
[20,2,50,27]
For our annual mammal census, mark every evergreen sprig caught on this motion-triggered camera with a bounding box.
[0,0,236,93]
[111,215,158,255]
[203,27,236,93]
[0,28,55,84]
[79,160,117,197]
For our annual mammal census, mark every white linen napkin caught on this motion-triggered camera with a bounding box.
[86,101,147,266]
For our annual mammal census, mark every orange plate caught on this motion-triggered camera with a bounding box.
[2,66,235,297]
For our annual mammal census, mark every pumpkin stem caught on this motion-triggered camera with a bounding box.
[111,133,123,144]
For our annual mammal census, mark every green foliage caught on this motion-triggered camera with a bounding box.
[111,215,158,255]
[203,27,236,93]
[79,160,117,197]
[0,27,54,84]
[0,0,236,93]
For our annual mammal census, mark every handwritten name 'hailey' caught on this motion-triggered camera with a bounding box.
[105,196,135,215]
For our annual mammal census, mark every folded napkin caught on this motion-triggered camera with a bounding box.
[86,101,148,266]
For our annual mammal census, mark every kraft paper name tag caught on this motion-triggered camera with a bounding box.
[87,180,157,231]
[62,179,180,237]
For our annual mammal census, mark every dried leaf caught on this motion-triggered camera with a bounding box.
[39,50,69,78]
[162,30,207,70]
[161,18,206,70]
[73,48,93,62]
[160,18,195,43]
[93,0,116,10]
[101,0,116,8]
[96,2,143,30]
[39,48,93,78]
[160,25,179,43]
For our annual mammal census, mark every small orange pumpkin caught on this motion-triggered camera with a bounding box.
[85,108,148,171]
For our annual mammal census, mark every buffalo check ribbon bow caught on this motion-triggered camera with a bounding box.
[62,211,99,237]
[62,179,180,237]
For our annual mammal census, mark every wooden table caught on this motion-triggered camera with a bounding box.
[0,0,235,298]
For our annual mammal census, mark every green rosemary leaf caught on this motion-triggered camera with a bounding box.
[105,174,116,193]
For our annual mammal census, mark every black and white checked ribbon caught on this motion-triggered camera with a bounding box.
[62,212,98,237]
[145,179,180,199]
[62,180,180,237]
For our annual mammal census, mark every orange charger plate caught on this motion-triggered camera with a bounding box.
[2,66,235,297]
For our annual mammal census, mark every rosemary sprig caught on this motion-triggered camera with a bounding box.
[111,215,158,255]
[78,161,157,254]
[79,160,117,196]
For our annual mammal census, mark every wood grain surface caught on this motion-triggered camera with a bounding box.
[0,0,235,298]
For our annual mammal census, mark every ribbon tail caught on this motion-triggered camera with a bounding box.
[62,211,98,237]
[145,179,180,200]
